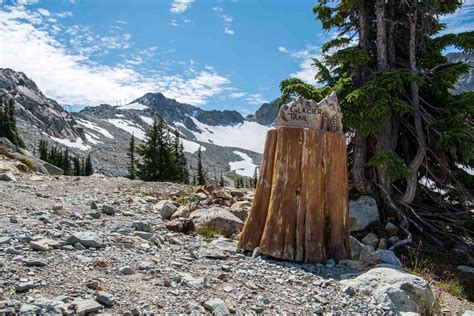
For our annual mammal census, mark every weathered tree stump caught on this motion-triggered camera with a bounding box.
[239,95,350,263]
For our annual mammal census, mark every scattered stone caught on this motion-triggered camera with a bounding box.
[86,280,101,290]
[0,172,16,182]
[189,207,243,238]
[29,240,50,252]
[89,211,101,219]
[90,201,99,209]
[203,298,230,315]
[22,257,48,267]
[19,304,41,314]
[349,195,380,231]
[119,266,134,275]
[0,236,11,245]
[252,247,260,259]
[341,267,434,313]
[102,205,117,216]
[96,291,114,307]
[350,236,374,261]
[138,261,154,270]
[72,298,103,315]
[165,218,195,233]
[66,231,104,248]
[154,200,178,219]
[16,281,35,292]
[362,232,379,248]
[201,237,238,259]
[367,249,402,268]
[52,203,64,213]
[132,220,153,232]
[9,215,18,223]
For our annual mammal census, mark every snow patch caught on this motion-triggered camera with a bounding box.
[76,119,114,139]
[190,118,268,153]
[106,119,146,140]
[182,139,204,154]
[84,132,102,145]
[419,176,447,195]
[50,137,91,151]
[229,151,257,177]
[115,114,125,118]
[117,102,148,110]
[456,163,474,176]
[140,116,154,126]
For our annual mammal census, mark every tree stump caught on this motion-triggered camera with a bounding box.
[239,95,350,263]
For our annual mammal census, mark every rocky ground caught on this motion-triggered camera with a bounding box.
[0,174,472,315]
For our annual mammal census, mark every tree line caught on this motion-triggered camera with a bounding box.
[38,140,94,176]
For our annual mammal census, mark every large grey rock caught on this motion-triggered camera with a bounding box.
[102,205,116,216]
[362,233,379,248]
[367,249,402,268]
[349,195,380,231]
[201,237,238,259]
[72,298,103,315]
[132,220,153,232]
[190,207,243,237]
[154,200,178,220]
[341,267,434,313]
[66,231,104,248]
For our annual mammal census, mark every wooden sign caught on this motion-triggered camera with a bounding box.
[275,92,343,132]
[239,94,350,263]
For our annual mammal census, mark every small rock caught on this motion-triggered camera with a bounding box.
[29,240,50,252]
[165,218,195,233]
[367,249,402,268]
[86,280,101,290]
[132,220,153,232]
[19,304,41,314]
[326,259,336,268]
[362,232,379,248]
[66,231,104,248]
[154,200,178,219]
[102,205,116,216]
[72,298,103,315]
[0,172,16,182]
[119,266,134,275]
[90,201,99,209]
[203,298,230,315]
[89,211,101,219]
[22,257,47,267]
[96,291,114,307]
[52,204,64,213]
[0,236,11,245]
[349,195,379,231]
[16,281,35,292]
[10,215,18,223]
[138,261,154,270]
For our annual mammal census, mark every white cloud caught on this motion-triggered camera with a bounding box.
[278,46,288,53]
[37,8,50,16]
[0,5,230,107]
[170,0,194,14]
[280,44,321,85]
[228,92,246,98]
[224,26,234,35]
[222,15,233,23]
[245,93,267,105]
[291,58,318,85]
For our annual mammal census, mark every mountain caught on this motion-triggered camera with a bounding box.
[0,68,270,178]
[447,52,474,94]
[0,68,86,151]
[246,98,280,126]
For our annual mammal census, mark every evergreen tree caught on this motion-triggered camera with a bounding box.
[177,141,189,183]
[73,156,81,176]
[192,172,197,186]
[0,98,24,147]
[280,0,473,244]
[127,133,137,179]
[61,149,71,175]
[196,146,206,185]
[137,118,163,181]
[84,153,93,176]
[38,140,49,162]
[80,157,86,176]
[219,173,225,187]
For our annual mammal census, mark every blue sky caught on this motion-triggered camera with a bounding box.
[0,0,472,115]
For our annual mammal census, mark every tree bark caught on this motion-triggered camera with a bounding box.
[401,9,426,205]
[376,0,388,71]
[239,128,351,263]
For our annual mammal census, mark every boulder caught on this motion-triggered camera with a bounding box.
[350,236,374,261]
[72,298,103,315]
[166,218,195,233]
[66,231,104,248]
[349,195,379,231]
[154,200,178,220]
[341,267,434,313]
[366,249,402,268]
[229,201,251,221]
[102,205,116,216]
[203,298,230,315]
[189,207,243,238]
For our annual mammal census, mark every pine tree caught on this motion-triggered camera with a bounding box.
[127,133,137,179]
[61,149,71,175]
[196,146,206,185]
[84,153,93,176]
[192,172,196,186]
[80,157,86,176]
[38,140,49,161]
[73,156,81,176]
[0,98,24,147]
[219,173,225,187]
[280,0,473,245]
[137,118,163,181]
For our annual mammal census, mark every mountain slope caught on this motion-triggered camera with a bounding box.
[447,52,474,94]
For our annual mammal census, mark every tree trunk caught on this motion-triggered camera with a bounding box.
[375,0,388,71]
[239,127,351,263]
[401,9,426,205]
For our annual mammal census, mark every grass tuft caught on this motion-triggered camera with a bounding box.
[195,225,223,239]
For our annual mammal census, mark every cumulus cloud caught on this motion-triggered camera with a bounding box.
[0,4,230,106]
[245,93,267,105]
[280,45,322,85]
[278,46,288,53]
[214,7,235,35]
[170,0,194,14]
